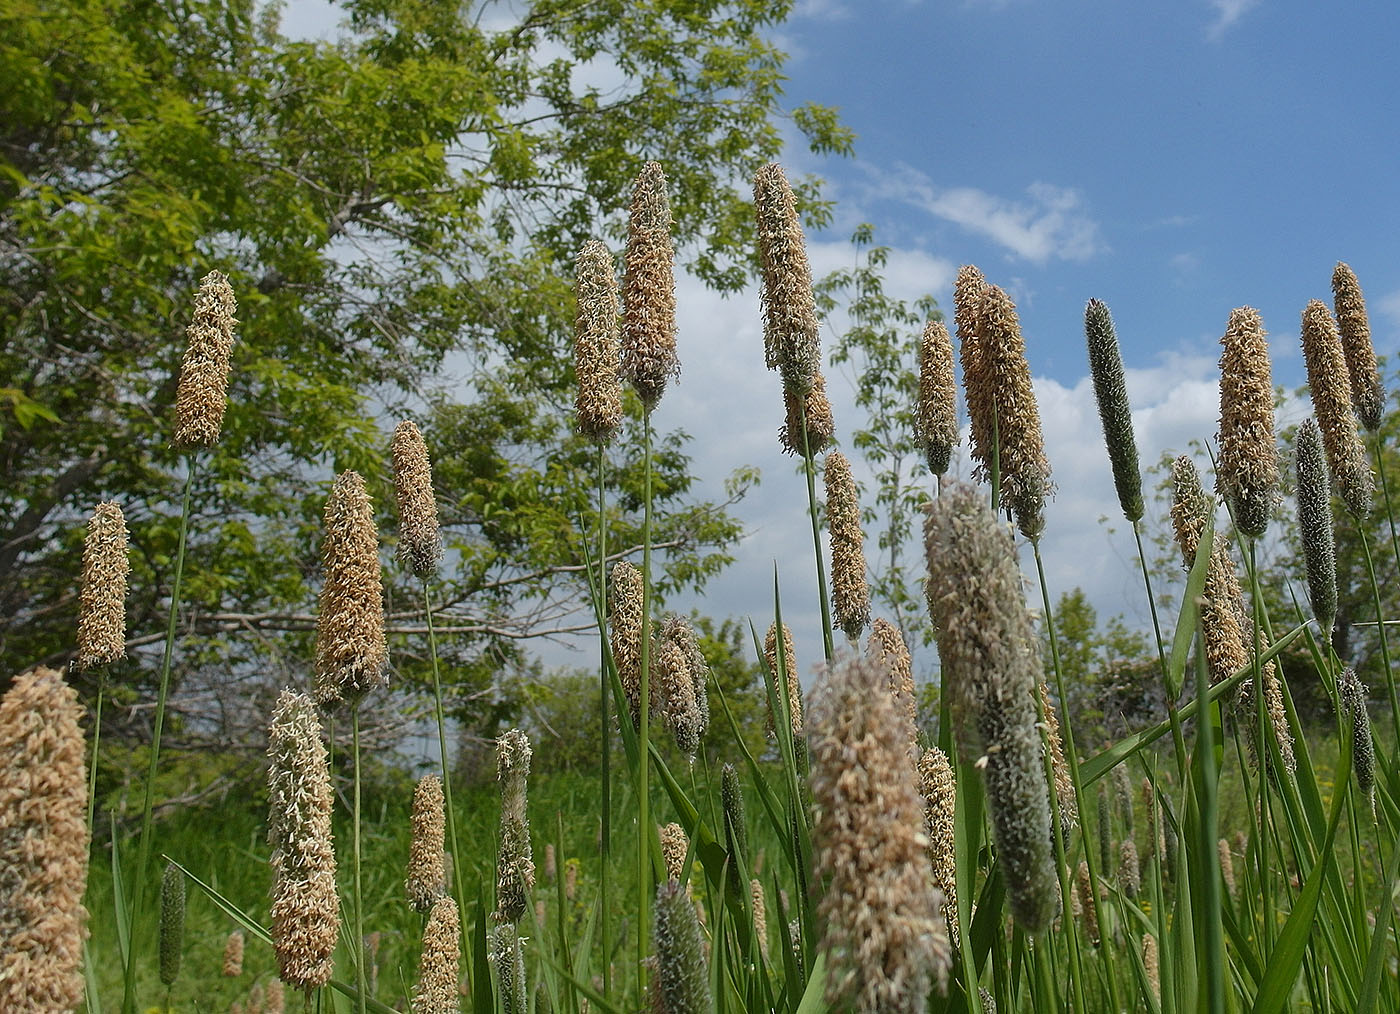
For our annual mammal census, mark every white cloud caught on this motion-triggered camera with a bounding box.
[865,165,1104,264]
[1207,0,1261,40]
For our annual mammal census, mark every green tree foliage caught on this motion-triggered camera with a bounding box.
[0,0,853,742]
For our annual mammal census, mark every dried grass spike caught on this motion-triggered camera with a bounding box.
[659,822,689,884]
[918,319,958,476]
[1218,838,1236,895]
[392,421,443,577]
[1084,299,1144,521]
[174,269,238,447]
[918,745,958,934]
[406,775,447,913]
[313,471,387,707]
[267,689,338,991]
[1216,307,1277,538]
[1169,455,1212,567]
[825,451,870,640]
[754,163,821,393]
[412,897,461,1014]
[223,930,245,977]
[76,500,130,670]
[575,240,624,442]
[1077,861,1100,946]
[0,666,90,1012]
[621,161,678,411]
[1038,682,1077,843]
[1300,299,1373,517]
[750,879,769,960]
[954,265,992,476]
[1118,839,1140,899]
[1332,262,1384,431]
[809,654,949,1009]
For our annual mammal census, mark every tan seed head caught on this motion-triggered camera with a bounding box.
[954,266,992,477]
[392,421,443,578]
[76,501,130,670]
[1038,682,1077,842]
[412,897,461,1014]
[406,775,447,914]
[1332,262,1384,431]
[659,822,690,884]
[825,451,870,640]
[621,161,679,411]
[918,319,958,476]
[222,929,245,977]
[809,654,950,1009]
[0,666,91,1012]
[313,470,387,708]
[266,689,339,992]
[1216,307,1277,538]
[868,618,918,743]
[754,163,821,394]
[574,240,624,443]
[1300,299,1373,517]
[763,621,803,736]
[779,368,836,459]
[917,745,958,937]
[1077,860,1100,946]
[494,728,535,924]
[174,270,238,447]
[608,561,645,729]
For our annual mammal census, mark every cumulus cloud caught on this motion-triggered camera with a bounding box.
[866,164,1104,263]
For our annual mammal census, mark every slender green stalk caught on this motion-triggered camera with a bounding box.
[597,443,613,997]
[1359,515,1400,752]
[799,401,835,662]
[638,413,654,994]
[1193,631,1226,1014]
[352,704,367,1014]
[1033,542,1121,1013]
[87,676,105,835]
[122,456,197,1014]
[422,581,468,964]
[1371,430,1400,578]
[1133,521,1190,784]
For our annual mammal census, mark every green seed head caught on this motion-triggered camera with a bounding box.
[621,161,678,412]
[1294,418,1338,636]
[1339,667,1376,819]
[721,763,748,871]
[159,863,185,987]
[1084,299,1144,522]
[574,239,624,444]
[494,729,534,924]
[654,879,713,1014]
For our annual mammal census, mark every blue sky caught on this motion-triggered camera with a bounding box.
[282,0,1400,685]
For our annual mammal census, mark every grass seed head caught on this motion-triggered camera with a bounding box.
[1301,299,1373,517]
[1294,418,1338,636]
[1216,306,1277,538]
[575,239,624,443]
[750,879,769,959]
[391,421,443,578]
[824,451,870,640]
[266,689,338,992]
[661,615,709,744]
[621,161,678,411]
[868,618,918,747]
[660,822,689,885]
[1118,839,1141,899]
[412,897,461,1014]
[976,284,1052,539]
[0,666,90,1013]
[1077,861,1100,946]
[917,745,958,935]
[159,862,186,987]
[955,265,992,474]
[609,561,645,729]
[1332,262,1384,431]
[1218,838,1237,895]
[655,879,713,1014]
[174,269,238,447]
[313,471,387,708]
[1144,935,1160,1001]
[494,728,535,924]
[779,369,836,458]
[1084,298,1144,521]
[917,319,958,476]
[808,654,950,1009]
[754,163,821,394]
[1169,455,1212,567]
[1038,682,1077,844]
[76,500,130,670]
[1339,667,1376,819]
[489,924,527,1014]
[406,775,447,914]
[924,482,1057,933]
[721,763,748,869]
[223,930,245,977]
[763,621,803,736]
[654,633,702,760]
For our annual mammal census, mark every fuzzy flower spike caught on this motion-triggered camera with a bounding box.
[924,482,1057,932]
[313,470,388,708]
[76,500,130,670]
[1084,299,1143,522]
[1216,307,1277,539]
[1300,299,1373,517]
[621,161,679,411]
[174,269,238,448]
[574,240,624,442]
[754,163,821,394]
[392,420,443,578]
[1332,262,1384,432]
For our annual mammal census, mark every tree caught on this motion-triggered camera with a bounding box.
[0,0,853,746]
